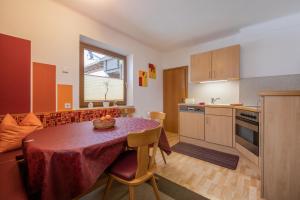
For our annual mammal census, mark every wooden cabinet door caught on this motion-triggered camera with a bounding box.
[211,45,240,80]
[190,52,212,82]
[179,112,204,140]
[263,96,300,200]
[205,115,233,147]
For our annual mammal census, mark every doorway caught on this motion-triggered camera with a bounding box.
[163,66,188,133]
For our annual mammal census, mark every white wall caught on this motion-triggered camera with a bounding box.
[0,0,163,117]
[162,13,300,104]
[1,1,300,113]
[239,13,300,78]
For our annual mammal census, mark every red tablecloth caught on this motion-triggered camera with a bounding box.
[23,117,171,200]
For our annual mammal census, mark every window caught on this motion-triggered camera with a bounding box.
[80,43,126,107]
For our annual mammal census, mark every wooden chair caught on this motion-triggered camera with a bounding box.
[103,126,162,200]
[148,112,167,164]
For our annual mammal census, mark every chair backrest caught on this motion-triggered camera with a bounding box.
[148,112,166,126]
[127,126,162,179]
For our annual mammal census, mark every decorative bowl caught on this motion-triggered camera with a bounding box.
[93,117,116,129]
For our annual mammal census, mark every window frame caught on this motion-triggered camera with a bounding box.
[79,42,127,108]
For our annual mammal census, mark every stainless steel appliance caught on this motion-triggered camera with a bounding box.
[235,109,259,156]
[179,104,205,113]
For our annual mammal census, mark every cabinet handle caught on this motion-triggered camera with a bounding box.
[206,118,209,124]
[213,71,216,78]
[209,71,211,78]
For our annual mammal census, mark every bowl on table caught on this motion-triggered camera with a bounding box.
[93,115,116,129]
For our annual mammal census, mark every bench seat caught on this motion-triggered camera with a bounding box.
[0,150,28,200]
[0,149,23,164]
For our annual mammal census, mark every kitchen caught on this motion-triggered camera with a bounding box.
[163,40,300,200]
[1,1,300,199]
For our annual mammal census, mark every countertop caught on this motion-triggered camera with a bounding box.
[260,90,300,96]
[205,104,236,108]
[178,103,205,107]
[234,106,260,113]
[179,103,261,112]
[178,103,236,108]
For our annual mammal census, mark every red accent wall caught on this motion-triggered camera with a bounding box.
[0,33,31,115]
[33,62,56,113]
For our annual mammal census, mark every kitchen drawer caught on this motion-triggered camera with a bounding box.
[205,107,233,116]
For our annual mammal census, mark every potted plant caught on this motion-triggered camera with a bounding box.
[103,81,110,107]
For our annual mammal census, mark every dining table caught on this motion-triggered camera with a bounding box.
[23,117,171,200]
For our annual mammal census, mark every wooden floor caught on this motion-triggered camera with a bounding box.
[155,132,262,200]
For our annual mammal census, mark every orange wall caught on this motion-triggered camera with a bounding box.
[33,62,56,112]
[57,84,73,111]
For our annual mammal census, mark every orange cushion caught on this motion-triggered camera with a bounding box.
[0,114,42,153]
[0,114,18,130]
[19,112,43,130]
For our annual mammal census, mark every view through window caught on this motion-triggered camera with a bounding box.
[80,43,126,107]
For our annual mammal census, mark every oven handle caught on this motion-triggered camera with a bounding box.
[236,119,259,132]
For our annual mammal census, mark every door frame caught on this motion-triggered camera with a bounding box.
[163,66,188,133]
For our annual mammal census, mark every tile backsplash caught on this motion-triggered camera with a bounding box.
[189,80,239,104]
[188,74,300,106]
[239,74,300,106]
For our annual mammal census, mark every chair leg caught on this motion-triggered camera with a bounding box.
[160,148,167,164]
[150,176,160,200]
[103,176,113,200]
[128,186,135,200]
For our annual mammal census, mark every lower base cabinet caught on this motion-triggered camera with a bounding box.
[261,93,300,200]
[179,112,204,140]
[205,115,233,147]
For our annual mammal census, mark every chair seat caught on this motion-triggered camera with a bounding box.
[109,150,137,181]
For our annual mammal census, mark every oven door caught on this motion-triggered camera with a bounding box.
[235,118,259,156]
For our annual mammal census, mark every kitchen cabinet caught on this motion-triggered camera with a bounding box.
[260,91,300,200]
[212,45,240,80]
[205,108,233,147]
[190,52,212,82]
[179,111,204,140]
[190,45,240,82]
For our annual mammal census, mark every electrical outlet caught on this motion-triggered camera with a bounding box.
[65,103,71,109]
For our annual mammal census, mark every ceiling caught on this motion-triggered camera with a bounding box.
[55,0,300,51]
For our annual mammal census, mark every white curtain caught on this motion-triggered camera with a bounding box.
[84,75,124,101]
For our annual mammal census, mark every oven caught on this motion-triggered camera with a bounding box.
[235,109,259,156]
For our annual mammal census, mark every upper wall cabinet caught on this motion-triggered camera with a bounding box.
[190,45,240,82]
[191,51,212,82]
[212,45,240,80]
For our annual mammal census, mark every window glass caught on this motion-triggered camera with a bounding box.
[80,44,126,107]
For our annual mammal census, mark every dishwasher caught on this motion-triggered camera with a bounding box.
[179,105,205,140]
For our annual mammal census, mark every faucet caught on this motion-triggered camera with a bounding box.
[211,97,221,104]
